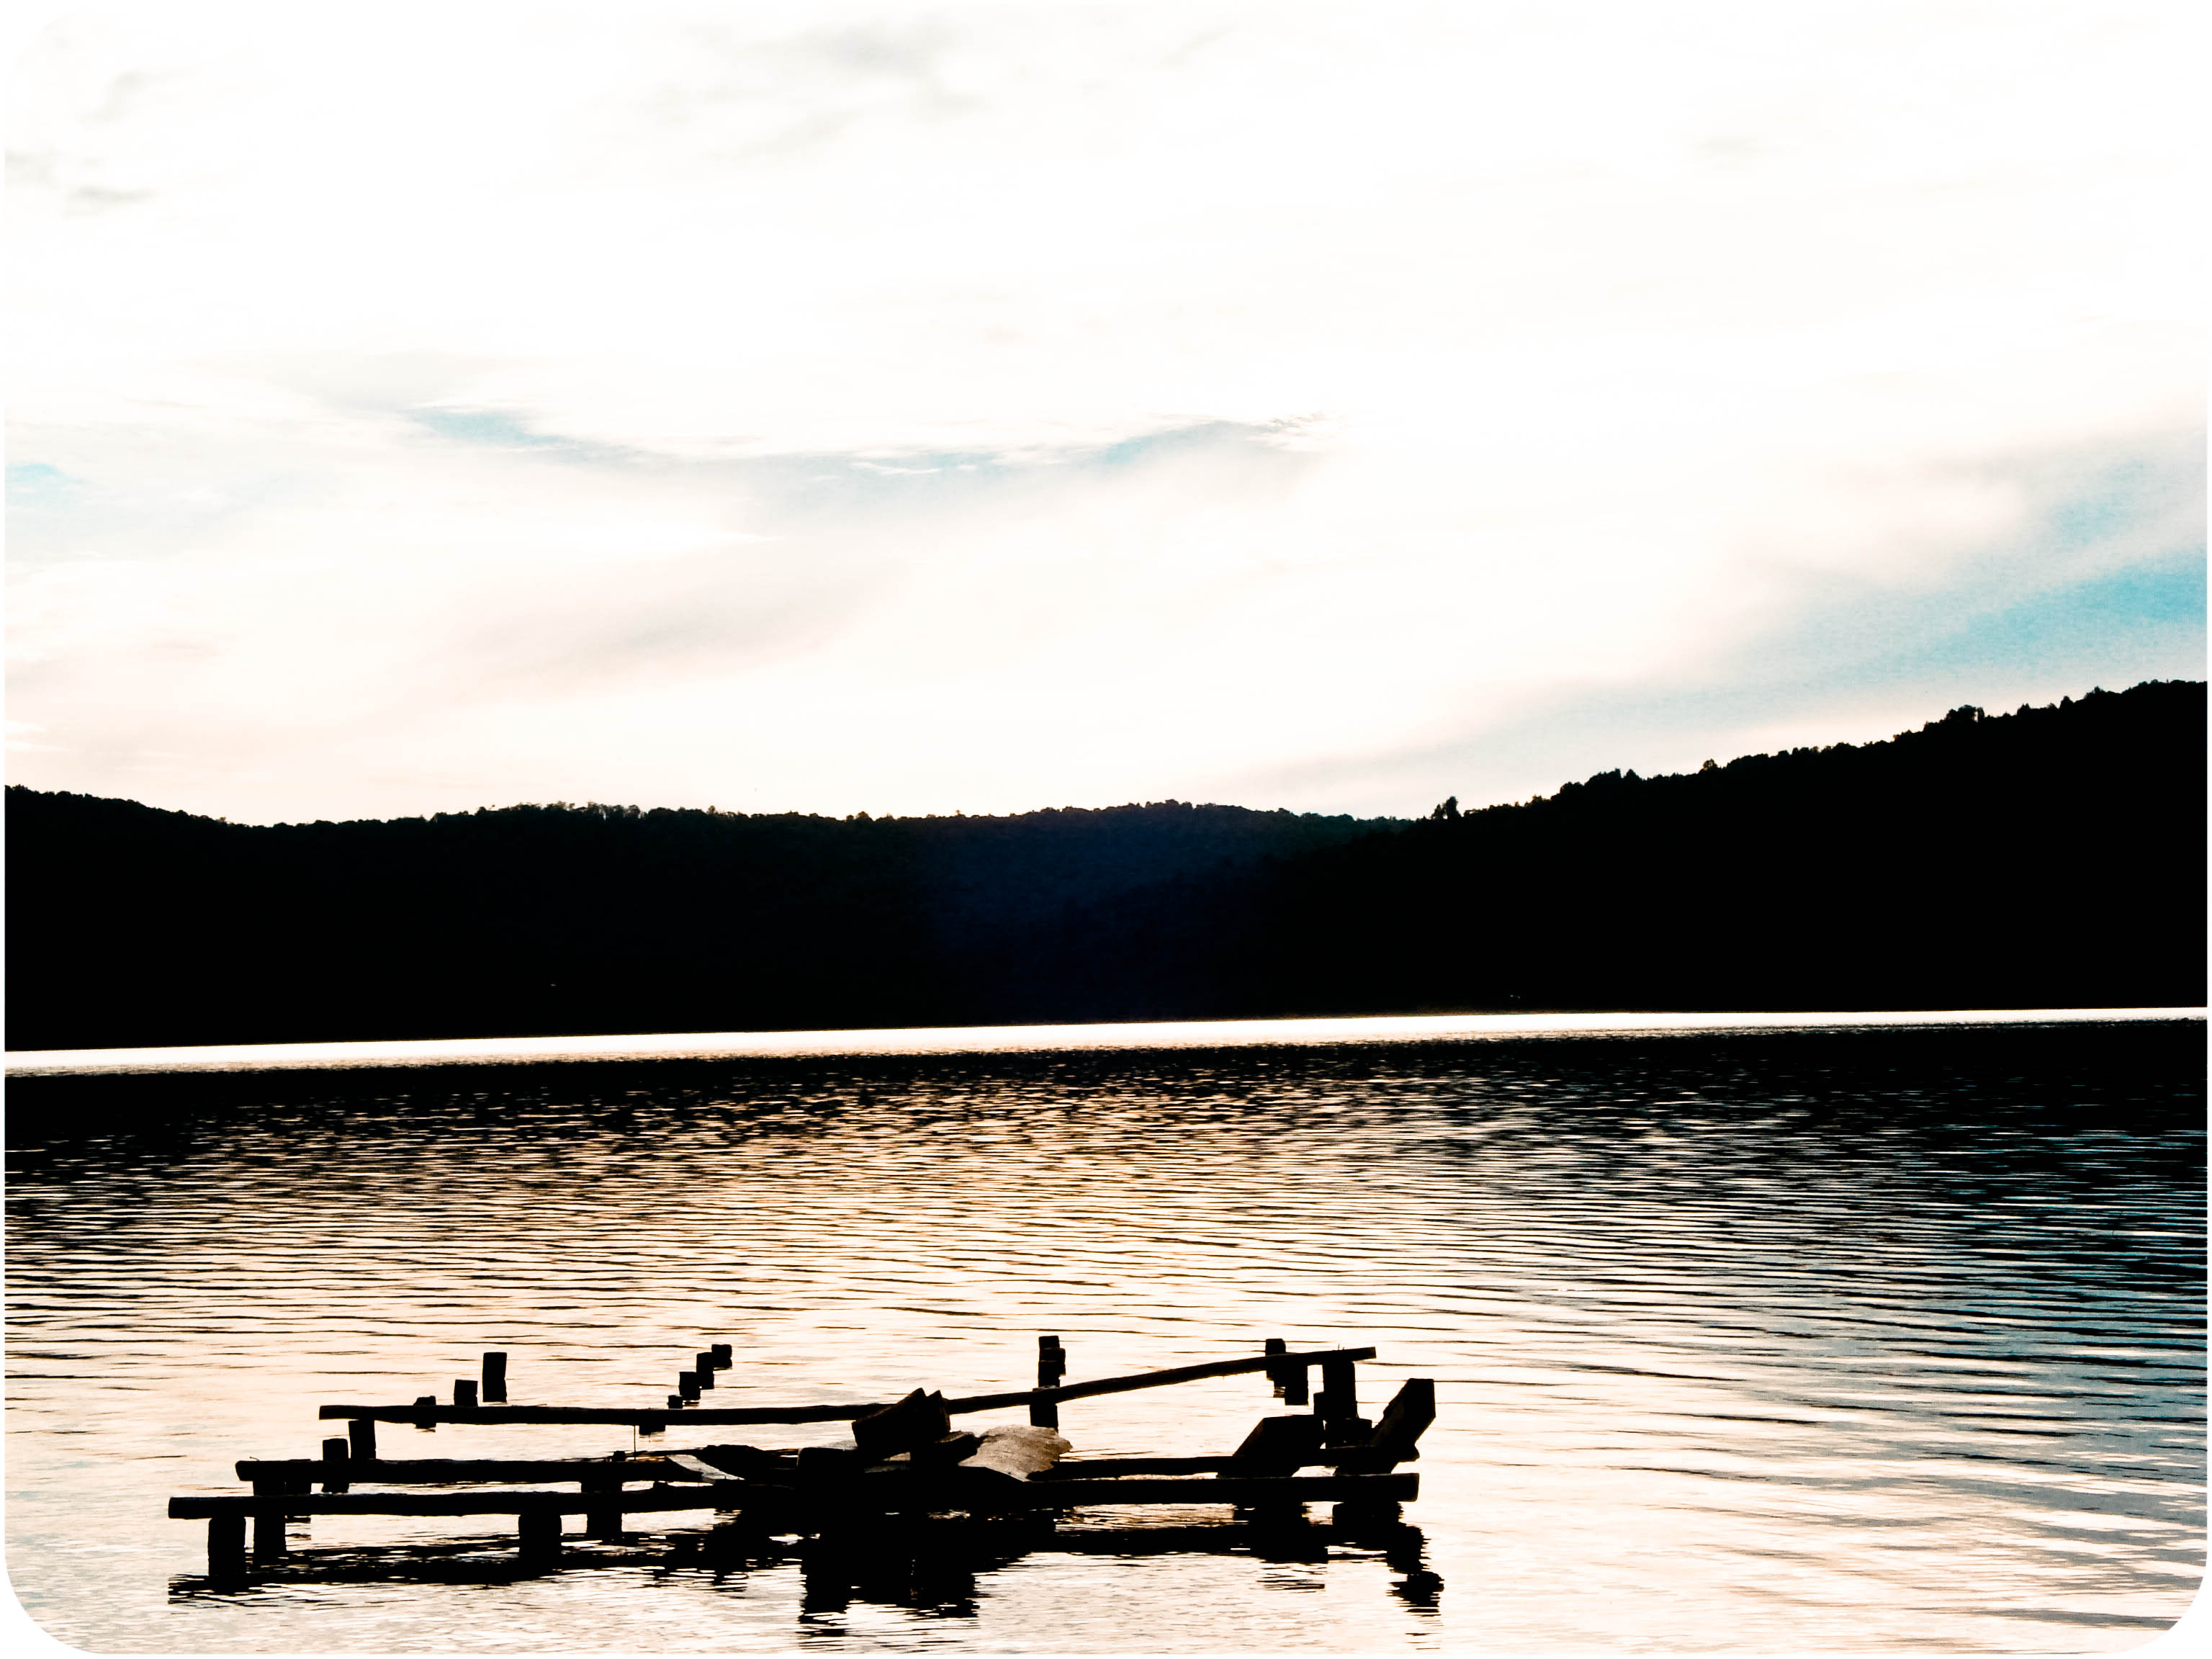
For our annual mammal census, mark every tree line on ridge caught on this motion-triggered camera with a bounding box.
[6,679,2200,1051]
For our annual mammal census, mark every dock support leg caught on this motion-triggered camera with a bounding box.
[207,1514,246,1579]
[1318,1357,1370,1445]
[348,1418,377,1462]
[320,1437,350,1493]
[252,1509,287,1563]
[1318,1357,1357,1421]
[518,1510,562,1565]
[482,1351,507,1403]
[583,1477,622,1540]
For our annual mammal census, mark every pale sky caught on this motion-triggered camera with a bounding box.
[6,1,2204,824]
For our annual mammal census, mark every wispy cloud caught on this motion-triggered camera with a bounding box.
[6,2,2203,822]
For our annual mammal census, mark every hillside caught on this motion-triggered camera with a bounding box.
[5,680,2201,1050]
[1232,680,2206,1016]
[1,793,1383,1049]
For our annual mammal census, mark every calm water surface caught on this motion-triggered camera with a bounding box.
[5,1015,2203,1652]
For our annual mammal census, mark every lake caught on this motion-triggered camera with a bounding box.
[4,1012,2203,1652]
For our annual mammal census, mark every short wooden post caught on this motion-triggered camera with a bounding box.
[693,1353,717,1390]
[348,1418,377,1462]
[583,1475,622,1539]
[320,1437,350,1494]
[454,1379,479,1409]
[638,1416,665,1437]
[251,1502,287,1562]
[709,1343,732,1370]
[666,1394,685,1411]
[207,1513,246,1579]
[518,1509,561,1565]
[1318,1357,1357,1423]
[482,1351,508,1403]
[1031,1335,1063,1429]
[411,1395,437,1430]
[678,1372,701,1402]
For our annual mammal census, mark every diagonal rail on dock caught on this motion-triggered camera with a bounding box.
[315,1345,1376,1428]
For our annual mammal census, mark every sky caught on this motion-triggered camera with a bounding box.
[6,1,2204,825]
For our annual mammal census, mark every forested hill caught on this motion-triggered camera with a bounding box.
[6,679,2203,1051]
[1235,679,2205,1018]
[3,793,1388,1050]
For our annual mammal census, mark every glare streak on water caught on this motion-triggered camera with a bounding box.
[4,1015,2204,1652]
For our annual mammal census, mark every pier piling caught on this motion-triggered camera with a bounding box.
[518,1509,561,1564]
[482,1352,508,1403]
[583,1475,623,1539]
[320,1437,350,1494]
[206,1513,246,1579]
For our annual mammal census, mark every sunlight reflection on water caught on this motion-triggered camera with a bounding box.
[5,1015,2203,1652]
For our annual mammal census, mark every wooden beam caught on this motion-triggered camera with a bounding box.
[174,1487,753,1520]
[944,1346,1376,1415]
[1035,1453,1355,1478]
[315,1346,1377,1429]
[238,1456,706,1485]
[170,1471,1415,1521]
[318,1402,857,1426]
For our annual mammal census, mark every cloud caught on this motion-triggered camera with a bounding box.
[5,1,2204,822]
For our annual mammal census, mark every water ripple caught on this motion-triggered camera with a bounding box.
[5,1019,2203,1651]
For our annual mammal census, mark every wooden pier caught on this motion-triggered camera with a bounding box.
[169,1336,1433,1581]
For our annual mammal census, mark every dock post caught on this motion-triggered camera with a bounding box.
[454,1379,479,1409]
[320,1437,350,1494]
[518,1509,561,1565]
[482,1351,508,1403]
[206,1514,246,1580]
[709,1343,732,1370]
[1031,1335,1063,1429]
[694,1353,718,1390]
[1317,1357,1357,1424]
[251,1498,287,1563]
[583,1475,623,1540]
[348,1418,377,1462]
[678,1373,701,1402]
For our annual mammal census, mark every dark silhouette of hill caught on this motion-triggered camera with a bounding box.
[6,680,2201,1050]
[1236,679,2205,1017]
[3,793,1381,1048]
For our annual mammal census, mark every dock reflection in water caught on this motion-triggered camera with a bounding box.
[4,1015,2203,1652]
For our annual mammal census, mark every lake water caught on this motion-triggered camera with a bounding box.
[5,1012,2203,1653]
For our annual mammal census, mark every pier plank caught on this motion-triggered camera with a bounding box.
[170,1471,1416,1521]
